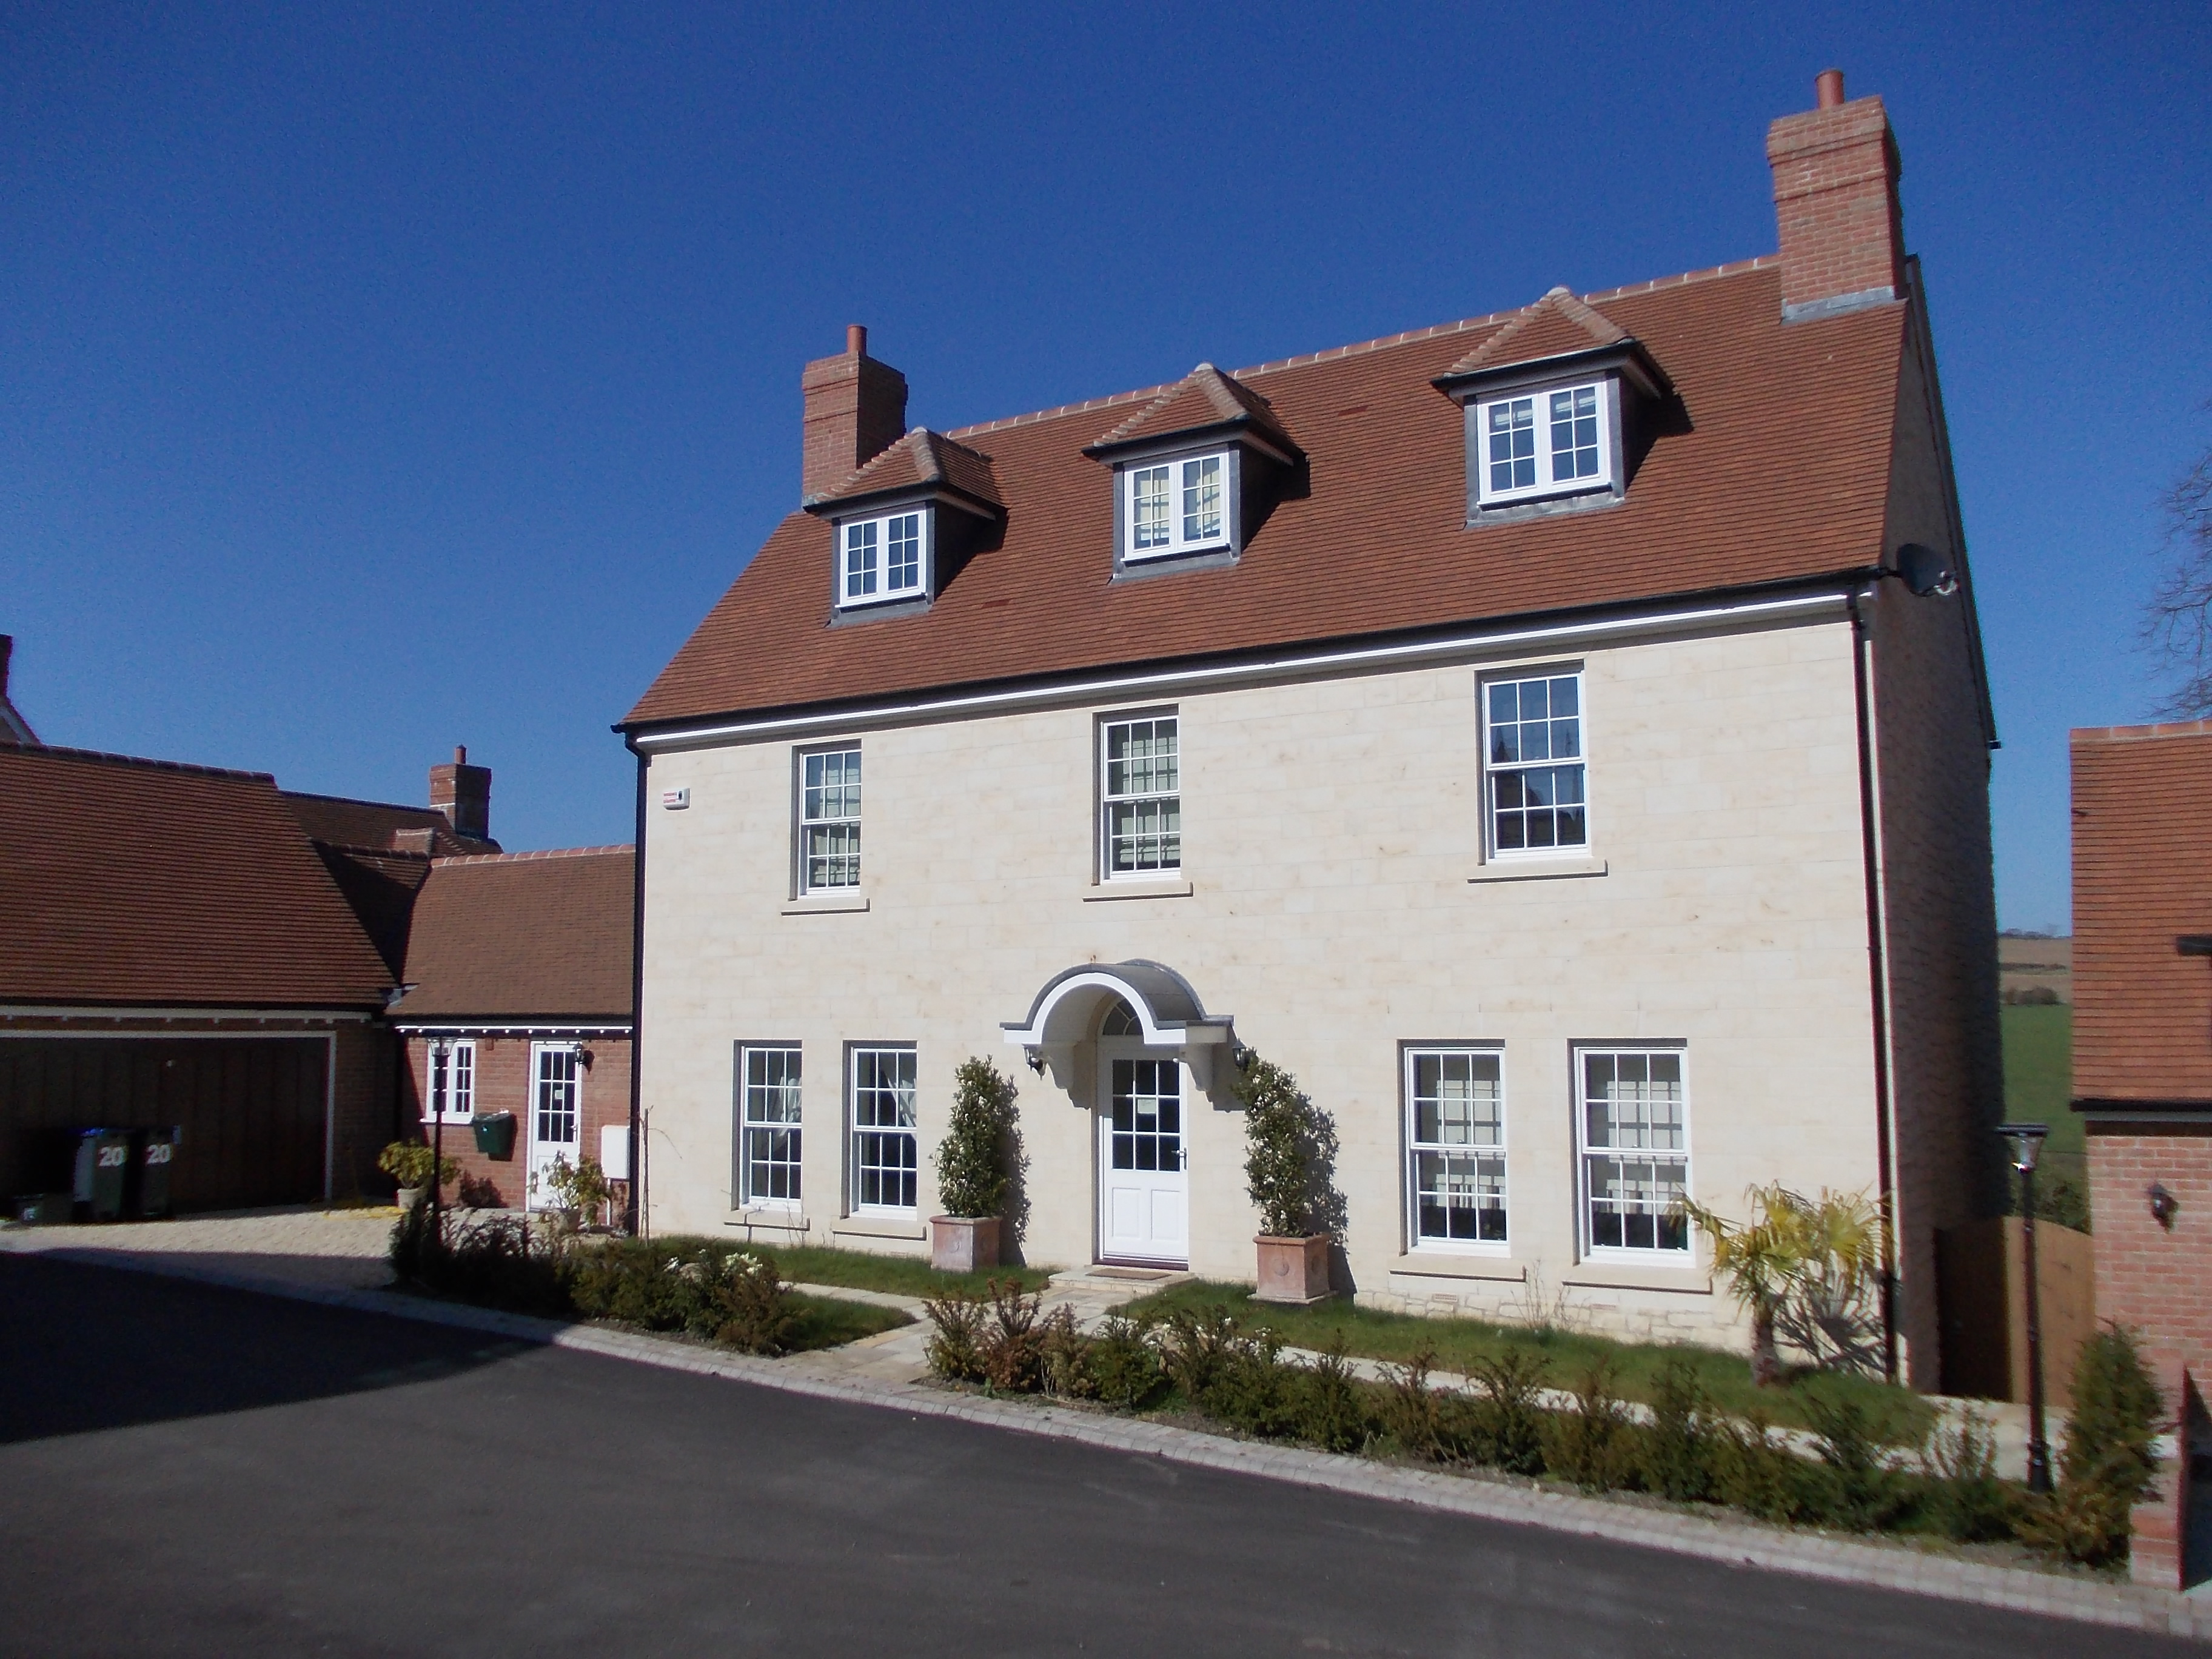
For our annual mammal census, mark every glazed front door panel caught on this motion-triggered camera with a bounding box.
[526,1044,581,1211]
[1098,1043,1187,1264]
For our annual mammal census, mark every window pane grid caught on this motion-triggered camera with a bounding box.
[1486,674,1587,854]
[536,1048,578,1144]
[1102,717,1181,876]
[740,1047,803,1206]
[1408,1050,1507,1245]
[801,749,862,891]
[1487,397,1537,493]
[850,1048,917,1212]
[1550,386,1600,481]
[429,1039,475,1122]
[1131,466,1170,549]
[1181,456,1224,543]
[1110,1058,1182,1174]
[1579,1050,1689,1253]
[843,521,878,598]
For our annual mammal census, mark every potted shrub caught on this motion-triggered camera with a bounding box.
[377,1140,458,1211]
[1235,1053,1339,1305]
[930,1057,1019,1272]
[544,1152,615,1231]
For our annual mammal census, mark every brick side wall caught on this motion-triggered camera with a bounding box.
[2086,1124,2212,1382]
[1869,328,2005,1389]
[401,1033,632,1210]
[327,1020,397,1204]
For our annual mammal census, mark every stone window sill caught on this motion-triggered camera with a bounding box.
[1467,857,1607,885]
[1562,1260,1711,1295]
[725,1208,809,1233]
[1084,879,1193,902]
[782,893,870,916]
[831,1213,927,1243]
[1387,1252,1527,1284]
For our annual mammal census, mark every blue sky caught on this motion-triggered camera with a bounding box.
[4,2,2206,930]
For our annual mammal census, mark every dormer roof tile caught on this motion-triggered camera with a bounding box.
[1085,363,1301,460]
[806,427,1003,515]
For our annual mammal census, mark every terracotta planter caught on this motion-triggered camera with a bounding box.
[930,1215,1000,1273]
[395,1185,427,1212]
[1254,1233,1332,1304]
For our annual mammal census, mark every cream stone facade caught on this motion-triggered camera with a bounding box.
[636,604,1892,1359]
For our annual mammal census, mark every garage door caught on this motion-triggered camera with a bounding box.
[0,1037,327,1212]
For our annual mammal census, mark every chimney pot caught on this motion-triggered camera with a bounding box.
[1815,68,1845,109]
[846,323,867,357]
[454,744,466,764]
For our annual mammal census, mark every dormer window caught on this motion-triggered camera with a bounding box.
[838,508,931,609]
[1473,380,1614,508]
[1124,452,1231,561]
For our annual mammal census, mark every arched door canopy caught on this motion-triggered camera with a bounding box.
[1002,960,1236,1093]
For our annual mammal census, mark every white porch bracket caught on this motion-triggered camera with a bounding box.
[1002,960,1239,1104]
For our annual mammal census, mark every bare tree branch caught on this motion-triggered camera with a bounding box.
[2143,434,2212,717]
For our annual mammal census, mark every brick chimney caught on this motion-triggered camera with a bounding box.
[1766,70,1908,321]
[801,324,908,504]
[429,745,491,841]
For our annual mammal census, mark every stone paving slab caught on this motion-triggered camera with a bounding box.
[13,1241,2204,1643]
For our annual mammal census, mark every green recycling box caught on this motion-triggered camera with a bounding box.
[471,1112,518,1161]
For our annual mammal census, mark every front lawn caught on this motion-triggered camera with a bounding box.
[651,1237,1055,1300]
[783,1293,911,1349]
[1121,1279,1934,1443]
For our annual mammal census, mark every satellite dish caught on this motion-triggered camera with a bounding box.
[1895,543,1958,598]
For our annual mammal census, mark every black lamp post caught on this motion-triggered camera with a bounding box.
[1996,1121,2052,1493]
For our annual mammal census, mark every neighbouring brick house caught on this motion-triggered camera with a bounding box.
[621,73,2000,1387]
[387,846,637,1213]
[2070,720,2212,1586]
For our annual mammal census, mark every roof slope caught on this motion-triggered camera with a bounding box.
[392,847,635,1021]
[0,744,394,1008]
[2072,723,2212,1104]
[626,264,1905,729]
[283,791,499,856]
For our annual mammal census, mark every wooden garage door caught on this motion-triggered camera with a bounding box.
[0,1037,327,1212]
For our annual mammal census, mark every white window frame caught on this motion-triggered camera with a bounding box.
[1482,668,1589,860]
[848,1045,919,1215]
[797,745,862,894]
[1473,378,1614,508]
[1575,1046,1692,1259]
[1404,1046,1508,1254]
[737,1045,803,1210]
[1121,451,1232,562]
[1099,712,1181,881]
[424,1037,475,1125]
[836,506,932,609]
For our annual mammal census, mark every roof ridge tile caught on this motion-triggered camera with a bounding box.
[0,739,273,783]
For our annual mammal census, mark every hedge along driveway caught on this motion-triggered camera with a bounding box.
[1123,1280,1937,1444]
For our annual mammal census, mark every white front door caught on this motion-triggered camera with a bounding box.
[526,1043,581,1211]
[1098,1041,1188,1265]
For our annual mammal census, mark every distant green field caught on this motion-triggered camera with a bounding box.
[2000,1004,2077,1156]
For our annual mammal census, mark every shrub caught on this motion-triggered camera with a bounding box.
[703,1252,799,1356]
[1379,1346,1447,1460]
[1160,1304,1243,1401]
[934,1057,1022,1223]
[1547,1362,1634,1491]
[418,1213,572,1318]
[456,1173,503,1210]
[1712,1410,1815,1524]
[1920,1408,2014,1543]
[1681,1185,1887,1384]
[1087,1315,1167,1409]
[1802,1393,1906,1530]
[922,1289,990,1383]
[1467,1348,1549,1476]
[1293,1342,1371,1453]
[1233,1054,1343,1239]
[1642,1356,1715,1503]
[544,1153,615,1224]
[387,1189,442,1282]
[979,1278,1047,1393]
[1036,1305,1093,1398]
[377,1139,458,1191]
[2019,1323,2166,1566]
[1201,1327,1302,1439]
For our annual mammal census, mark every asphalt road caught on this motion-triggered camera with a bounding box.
[0,1255,2177,1657]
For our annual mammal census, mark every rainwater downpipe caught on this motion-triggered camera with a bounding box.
[1849,585,1903,1384]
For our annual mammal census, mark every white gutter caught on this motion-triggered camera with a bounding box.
[631,590,1852,751]
[0,1007,372,1024]
[392,1022,633,1036]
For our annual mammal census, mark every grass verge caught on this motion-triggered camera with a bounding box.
[666,1238,1053,1299]
[1122,1279,1934,1443]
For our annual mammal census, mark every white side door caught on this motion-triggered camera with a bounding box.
[525,1043,581,1211]
[1097,1040,1188,1265]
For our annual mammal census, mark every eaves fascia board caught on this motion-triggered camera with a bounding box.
[0,1004,376,1024]
[1433,339,1672,403]
[621,574,1869,753]
[392,1017,634,1034]
[800,481,1002,523]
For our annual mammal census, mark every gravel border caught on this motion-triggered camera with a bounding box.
[19,1244,2207,1643]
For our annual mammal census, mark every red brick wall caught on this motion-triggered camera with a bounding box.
[400,1034,632,1211]
[2086,1124,2212,1382]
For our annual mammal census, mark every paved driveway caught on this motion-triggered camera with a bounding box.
[0,1255,2173,1657]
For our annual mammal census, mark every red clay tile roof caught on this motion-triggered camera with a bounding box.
[392,846,635,1021]
[808,427,1004,514]
[1085,363,1300,458]
[2071,723,2212,1104]
[283,791,499,857]
[625,264,1903,729]
[1440,287,1629,378]
[0,743,394,1008]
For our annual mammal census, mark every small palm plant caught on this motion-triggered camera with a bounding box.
[1679,1184,1886,1386]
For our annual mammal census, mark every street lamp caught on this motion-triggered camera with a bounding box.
[1996,1121,2052,1493]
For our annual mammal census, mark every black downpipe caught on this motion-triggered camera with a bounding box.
[625,745,648,1237]
[1849,588,1902,1384]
